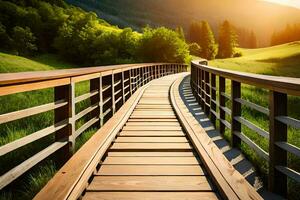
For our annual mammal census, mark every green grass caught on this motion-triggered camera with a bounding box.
[0,52,97,200]
[208,42,300,198]
[210,41,300,78]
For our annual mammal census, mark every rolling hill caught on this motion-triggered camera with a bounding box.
[209,41,300,77]
[67,0,300,47]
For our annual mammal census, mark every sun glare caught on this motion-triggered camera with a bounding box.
[262,0,300,9]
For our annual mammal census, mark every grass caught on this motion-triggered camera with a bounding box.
[0,52,97,200]
[208,42,300,198]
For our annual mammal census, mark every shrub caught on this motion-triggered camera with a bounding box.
[138,27,191,63]
[189,42,201,56]
[12,26,37,56]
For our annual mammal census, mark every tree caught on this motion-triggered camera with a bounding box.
[175,26,185,41]
[189,43,201,56]
[217,20,238,58]
[249,31,257,48]
[138,27,191,63]
[12,26,37,56]
[199,21,217,60]
[188,21,201,45]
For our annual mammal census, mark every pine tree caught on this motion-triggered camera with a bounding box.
[199,21,217,60]
[188,21,202,45]
[249,31,257,48]
[175,26,185,41]
[217,20,238,58]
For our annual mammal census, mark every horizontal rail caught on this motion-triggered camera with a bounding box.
[276,142,300,158]
[276,166,300,183]
[0,99,67,124]
[0,140,68,190]
[276,116,300,129]
[235,98,269,115]
[234,131,269,160]
[0,119,68,157]
[75,90,98,104]
[235,116,269,139]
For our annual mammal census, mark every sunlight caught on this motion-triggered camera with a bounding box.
[262,0,300,9]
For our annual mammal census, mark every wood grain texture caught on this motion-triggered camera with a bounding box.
[83,192,218,200]
[87,176,212,191]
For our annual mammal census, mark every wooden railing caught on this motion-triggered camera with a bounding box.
[191,60,300,197]
[0,63,187,190]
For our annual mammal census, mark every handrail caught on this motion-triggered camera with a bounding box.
[191,59,300,198]
[0,63,181,86]
[0,63,187,191]
[192,60,300,96]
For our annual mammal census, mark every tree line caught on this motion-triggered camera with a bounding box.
[187,20,242,60]
[0,0,190,66]
[271,23,300,46]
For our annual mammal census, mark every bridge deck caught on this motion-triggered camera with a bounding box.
[83,75,219,200]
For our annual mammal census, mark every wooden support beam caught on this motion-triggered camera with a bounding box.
[231,81,241,148]
[269,91,287,197]
[219,77,226,135]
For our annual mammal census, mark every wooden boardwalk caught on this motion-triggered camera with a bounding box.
[83,75,219,200]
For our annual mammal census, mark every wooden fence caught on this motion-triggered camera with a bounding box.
[0,63,187,190]
[191,60,300,197]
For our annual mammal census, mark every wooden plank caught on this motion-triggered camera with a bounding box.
[115,137,188,143]
[83,192,218,200]
[110,143,192,151]
[122,126,182,131]
[97,165,204,175]
[119,131,185,137]
[125,122,180,126]
[102,157,199,165]
[130,115,177,119]
[128,118,177,122]
[107,152,195,157]
[86,176,212,191]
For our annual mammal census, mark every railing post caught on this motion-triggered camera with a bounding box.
[122,70,125,104]
[269,91,287,196]
[231,81,241,148]
[204,71,210,115]
[196,67,200,104]
[219,77,226,135]
[112,72,116,114]
[99,74,104,126]
[90,77,101,129]
[201,70,205,109]
[54,84,72,165]
[211,74,216,126]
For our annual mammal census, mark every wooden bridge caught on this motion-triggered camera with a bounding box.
[0,61,300,199]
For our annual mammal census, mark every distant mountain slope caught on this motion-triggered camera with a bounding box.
[210,41,300,77]
[67,0,300,46]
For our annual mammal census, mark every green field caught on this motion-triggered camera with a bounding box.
[209,42,300,198]
[210,41,300,77]
[0,53,95,200]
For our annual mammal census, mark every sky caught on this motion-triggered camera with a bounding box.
[262,0,300,9]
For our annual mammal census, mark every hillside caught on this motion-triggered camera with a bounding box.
[67,0,300,47]
[0,53,77,73]
[209,41,300,77]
